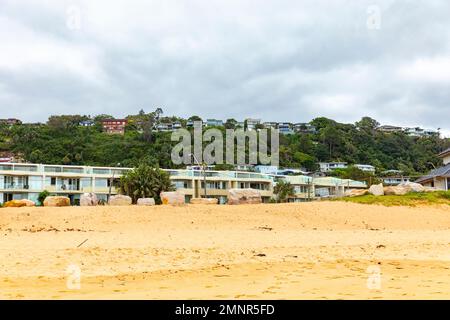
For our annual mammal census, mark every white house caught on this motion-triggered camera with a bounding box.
[416,148,450,190]
[318,162,348,172]
[354,164,376,173]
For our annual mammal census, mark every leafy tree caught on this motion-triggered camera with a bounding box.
[119,162,174,204]
[38,190,50,206]
[273,180,295,203]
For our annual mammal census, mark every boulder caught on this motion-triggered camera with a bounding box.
[227,188,262,205]
[368,183,384,196]
[190,198,219,205]
[399,182,425,193]
[19,199,36,207]
[80,193,98,206]
[44,196,70,207]
[137,198,156,206]
[108,195,132,206]
[344,189,368,197]
[4,200,27,208]
[160,191,185,205]
[383,186,408,196]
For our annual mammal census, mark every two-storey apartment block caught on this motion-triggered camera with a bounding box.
[101,119,127,134]
[278,175,367,202]
[0,163,274,205]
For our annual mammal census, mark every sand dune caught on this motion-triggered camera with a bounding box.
[0,202,449,299]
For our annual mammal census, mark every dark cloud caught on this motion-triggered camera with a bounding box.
[0,0,449,136]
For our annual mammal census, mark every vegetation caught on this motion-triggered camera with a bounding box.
[273,180,295,203]
[119,162,174,204]
[37,190,50,206]
[337,191,450,207]
[330,166,382,186]
[0,112,448,176]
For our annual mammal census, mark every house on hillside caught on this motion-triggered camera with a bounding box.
[377,125,403,133]
[416,148,450,190]
[354,164,376,173]
[0,118,22,126]
[318,162,348,172]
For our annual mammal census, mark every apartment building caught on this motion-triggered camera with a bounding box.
[245,118,261,130]
[0,163,274,205]
[278,175,367,202]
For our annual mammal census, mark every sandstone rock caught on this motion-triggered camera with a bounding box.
[20,199,36,207]
[227,188,262,205]
[4,200,27,208]
[383,186,408,196]
[190,198,219,205]
[137,198,156,206]
[44,196,70,207]
[80,193,98,206]
[399,182,425,193]
[160,191,185,205]
[344,189,368,197]
[108,194,132,206]
[368,183,384,196]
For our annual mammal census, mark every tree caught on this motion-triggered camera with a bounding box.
[224,118,237,129]
[273,180,295,203]
[38,190,50,206]
[119,162,174,204]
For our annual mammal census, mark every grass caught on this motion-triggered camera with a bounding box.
[336,191,450,207]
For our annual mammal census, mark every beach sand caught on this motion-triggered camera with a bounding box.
[0,202,449,299]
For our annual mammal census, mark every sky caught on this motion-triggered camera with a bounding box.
[1,0,450,136]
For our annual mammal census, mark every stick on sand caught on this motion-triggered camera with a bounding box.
[77,238,88,248]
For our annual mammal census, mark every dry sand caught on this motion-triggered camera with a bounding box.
[0,202,449,299]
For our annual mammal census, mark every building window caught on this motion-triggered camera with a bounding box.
[51,177,56,186]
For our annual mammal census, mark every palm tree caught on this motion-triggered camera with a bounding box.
[273,180,295,203]
[119,163,174,204]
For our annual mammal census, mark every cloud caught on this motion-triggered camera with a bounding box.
[0,0,449,134]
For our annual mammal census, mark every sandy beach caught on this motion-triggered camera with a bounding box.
[0,202,449,299]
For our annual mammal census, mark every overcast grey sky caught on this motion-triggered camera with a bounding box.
[1,0,449,136]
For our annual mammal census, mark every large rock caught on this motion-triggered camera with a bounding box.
[383,186,408,196]
[160,191,185,205]
[368,183,384,196]
[80,193,98,206]
[227,188,262,205]
[108,195,132,206]
[344,189,368,197]
[399,182,425,193]
[19,199,36,207]
[44,196,70,207]
[137,198,156,206]
[4,200,27,208]
[190,198,219,205]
